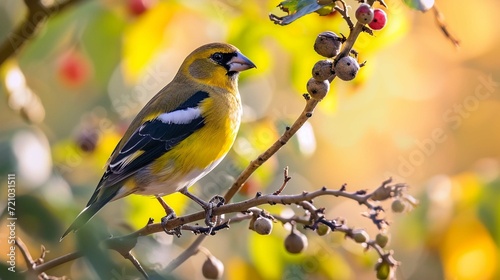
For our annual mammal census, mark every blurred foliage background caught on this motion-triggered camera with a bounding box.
[0,0,499,279]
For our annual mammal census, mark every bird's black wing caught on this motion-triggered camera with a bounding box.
[92,90,209,197]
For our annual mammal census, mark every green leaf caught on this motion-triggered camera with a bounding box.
[15,195,63,243]
[81,9,126,87]
[19,1,100,64]
[402,0,434,12]
[270,0,332,25]
[477,178,500,246]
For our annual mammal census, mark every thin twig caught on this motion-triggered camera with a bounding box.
[33,251,83,273]
[15,238,35,270]
[432,5,460,48]
[124,252,149,280]
[334,0,354,30]
[297,200,320,220]
[273,166,291,195]
[164,234,206,272]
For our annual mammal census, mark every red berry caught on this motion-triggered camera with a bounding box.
[58,50,91,88]
[128,0,152,16]
[368,9,387,30]
[355,3,374,25]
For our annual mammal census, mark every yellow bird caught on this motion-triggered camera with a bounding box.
[61,43,255,239]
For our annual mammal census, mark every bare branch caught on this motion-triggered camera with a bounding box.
[164,234,206,272]
[432,5,460,48]
[32,251,82,274]
[334,0,354,30]
[15,238,35,270]
[124,252,149,279]
[273,166,291,195]
[31,180,407,275]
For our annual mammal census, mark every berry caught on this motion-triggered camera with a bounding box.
[128,0,153,16]
[352,229,369,243]
[284,230,308,254]
[334,56,360,81]
[316,223,331,236]
[375,233,390,248]
[368,9,387,30]
[375,258,391,280]
[312,59,334,81]
[391,199,406,213]
[202,256,224,279]
[307,78,329,100]
[252,216,273,235]
[75,128,99,153]
[314,31,342,58]
[355,3,374,24]
[58,50,91,88]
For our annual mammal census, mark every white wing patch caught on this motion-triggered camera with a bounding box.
[157,107,202,124]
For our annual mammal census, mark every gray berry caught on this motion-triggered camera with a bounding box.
[307,78,329,100]
[314,31,342,58]
[391,199,406,213]
[375,233,390,248]
[202,256,224,279]
[312,59,334,81]
[284,230,308,254]
[334,56,360,81]
[352,229,369,243]
[253,216,273,235]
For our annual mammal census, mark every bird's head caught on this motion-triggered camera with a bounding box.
[178,43,256,89]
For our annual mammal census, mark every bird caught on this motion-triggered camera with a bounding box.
[61,43,256,240]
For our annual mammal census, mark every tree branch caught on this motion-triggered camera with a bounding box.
[164,233,206,272]
[32,251,82,273]
[31,180,408,275]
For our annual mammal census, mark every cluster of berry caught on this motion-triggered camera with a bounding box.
[355,3,388,31]
[306,2,388,100]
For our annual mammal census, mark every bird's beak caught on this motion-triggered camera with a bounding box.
[228,52,256,72]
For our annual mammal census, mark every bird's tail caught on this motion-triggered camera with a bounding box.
[60,184,122,241]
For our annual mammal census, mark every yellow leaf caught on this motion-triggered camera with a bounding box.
[226,257,263,280]
[249,231,285,279]
[440,213,498,280]
[451,172,482,208]
[122,2,176,81]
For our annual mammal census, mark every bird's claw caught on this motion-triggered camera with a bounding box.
[203,195,225,229]
[161,213,182,237]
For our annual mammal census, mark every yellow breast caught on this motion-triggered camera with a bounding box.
[151,89,241,180]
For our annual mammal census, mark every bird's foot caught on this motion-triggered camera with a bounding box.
[160,212,182,237]
[203,195,225,228]
[156,196,182,237]
[179,189,225,228]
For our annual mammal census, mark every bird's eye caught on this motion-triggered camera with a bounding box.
[211,53,223,62]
